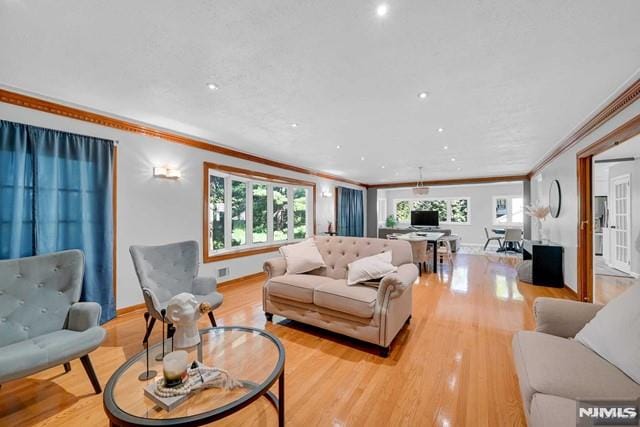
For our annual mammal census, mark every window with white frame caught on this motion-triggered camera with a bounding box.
[492,195,523,225]
[393,198,470,224]
[207,167,313,255]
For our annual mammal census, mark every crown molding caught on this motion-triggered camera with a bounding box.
[0,88,367,188]
[367,174,529,189]
[528,78,640,178]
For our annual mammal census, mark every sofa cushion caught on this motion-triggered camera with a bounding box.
[529,394,575,427]
[347,251,397,285]
[512,331,640,412]
[0,327,106,383]
[267,274,333,303]
[279,239,326,274]
[313,280,377,319]
[575,283,640,383]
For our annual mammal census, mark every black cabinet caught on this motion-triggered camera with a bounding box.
[519,240,564,287]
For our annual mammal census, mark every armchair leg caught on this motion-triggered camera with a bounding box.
[265,312,273,322]
[63,362,71,373]
[207,311,217,327]
[80,355,101,394]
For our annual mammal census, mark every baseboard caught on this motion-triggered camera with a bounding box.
[116,303,146,316]
[114,271,267,316]
[218,271,266,287]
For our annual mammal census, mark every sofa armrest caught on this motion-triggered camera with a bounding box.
[377,263,419,302]
[192,276,218,295]
[534,297,604,338]
[264,257,287,279]
[67,302,102,331]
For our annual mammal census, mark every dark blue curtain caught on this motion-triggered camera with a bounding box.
[0,120,115,323]
[337,187,364,237]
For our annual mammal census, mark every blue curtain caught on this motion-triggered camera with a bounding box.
[337,187,364,237]
[0,120,115,323]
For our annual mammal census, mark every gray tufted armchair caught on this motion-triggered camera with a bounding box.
[0,250,105,393]
[129,241,223,343]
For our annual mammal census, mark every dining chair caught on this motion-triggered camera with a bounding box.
[408,239,430,275]
[483,227,504,251]
[437,237,455,267]
[503,228,523,253]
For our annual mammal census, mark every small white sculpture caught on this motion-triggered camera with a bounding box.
[166,293,201,349]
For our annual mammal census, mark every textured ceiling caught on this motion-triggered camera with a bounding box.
[1,1,639,184]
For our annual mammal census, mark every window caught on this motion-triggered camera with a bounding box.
[393,198,470,225]
[493,195,523,225]
[205,164,315,260]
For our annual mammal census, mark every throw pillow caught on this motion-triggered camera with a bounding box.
[575,284,640,383]
[347,251,397,285]
[279,239,326,274]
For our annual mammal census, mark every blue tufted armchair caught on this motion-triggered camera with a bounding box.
[129,241,223,344]
[0,250,105,393]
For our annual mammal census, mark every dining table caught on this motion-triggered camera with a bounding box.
[395,232,445,273]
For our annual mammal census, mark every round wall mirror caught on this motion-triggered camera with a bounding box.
[549,180,561,218]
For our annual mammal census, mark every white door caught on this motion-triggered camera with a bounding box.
[610,175,631,273]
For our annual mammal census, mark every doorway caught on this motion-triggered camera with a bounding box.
[577,117,640,303]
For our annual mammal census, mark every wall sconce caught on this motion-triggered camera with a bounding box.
[153,167,182,179]
[321,190,333,198]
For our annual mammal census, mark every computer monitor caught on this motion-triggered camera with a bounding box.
[411,210,439,227]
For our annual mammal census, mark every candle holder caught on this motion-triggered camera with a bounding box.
[155,309,167,362]
[138,312,157,381]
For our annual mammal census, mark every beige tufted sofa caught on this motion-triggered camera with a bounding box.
[263,236,418,356]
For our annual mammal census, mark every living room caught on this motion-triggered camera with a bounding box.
[1,2,640,427]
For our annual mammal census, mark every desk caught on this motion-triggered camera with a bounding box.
[395,232,445,273]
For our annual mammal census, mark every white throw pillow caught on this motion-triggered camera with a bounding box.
[347,251,397,286]
[279,239,326,274]
[575,284,640,383]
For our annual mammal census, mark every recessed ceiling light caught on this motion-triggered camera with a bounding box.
[290,123,298,128]
[336,145,341,149]
[418,91,429,100]
[376,4,389,17]
[438,127,444,133]
[443,145,448,150]
[381,165,386,169]
[360,156,365,161]
[206,82,219,91]
[457,167,461,171]
[451,157,456,162]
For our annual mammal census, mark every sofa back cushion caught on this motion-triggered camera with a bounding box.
[0,250,84,347]
[311,236,412,279]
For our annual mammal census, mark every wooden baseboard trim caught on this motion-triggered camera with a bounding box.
[218,271,266,287]
[115,303,146,316]
[114,272,267,316]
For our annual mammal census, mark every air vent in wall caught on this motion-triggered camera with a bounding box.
[217,267,229,278]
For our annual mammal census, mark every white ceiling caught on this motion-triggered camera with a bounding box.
[1,1,639,184]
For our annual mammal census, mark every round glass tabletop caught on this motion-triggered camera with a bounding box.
[104,326,285,426]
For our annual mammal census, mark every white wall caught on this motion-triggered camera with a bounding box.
[531,97,640,291]
[0,102,366,309]
[380,182,524,245]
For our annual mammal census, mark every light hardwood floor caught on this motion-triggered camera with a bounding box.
[0,253,573,426]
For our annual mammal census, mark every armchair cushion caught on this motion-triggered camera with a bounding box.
[533,297,603,338]
[67,302,102,332]
[0,327,105,383]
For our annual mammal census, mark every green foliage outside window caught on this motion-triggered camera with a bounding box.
[450,199,469,223]
[394,198,469,224]
[414,200,447,222]
[395,201,410,222]
[293,188,307,239]
[209,175,225,250]
[231,180,246,246]
[252,184,268,243]
[273,186,288,241]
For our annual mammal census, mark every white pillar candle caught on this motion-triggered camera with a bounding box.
[163,350,189,387]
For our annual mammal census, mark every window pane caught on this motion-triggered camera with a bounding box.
[273,186,288,241]
[415,200,447,222]
[252,183,267,243]
[495,198,508,223]
[231,180,246,247]
[395,200,410,222]
[450,199,468,223]
[209,175,225,250]
[293,187,308,239]
[512,197,524,224]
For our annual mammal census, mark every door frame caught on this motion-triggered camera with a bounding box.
[609,174,632,273]
[576,114,640,302]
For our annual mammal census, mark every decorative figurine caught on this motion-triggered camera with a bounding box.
[166,293,202,349]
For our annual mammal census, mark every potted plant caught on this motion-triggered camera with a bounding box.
[385,215,397,228]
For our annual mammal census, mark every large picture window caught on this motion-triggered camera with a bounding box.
[492,195,523,225]
[205,163,315,261]
[393,198,470,224]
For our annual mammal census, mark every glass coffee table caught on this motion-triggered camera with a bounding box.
[103,326,285,426]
